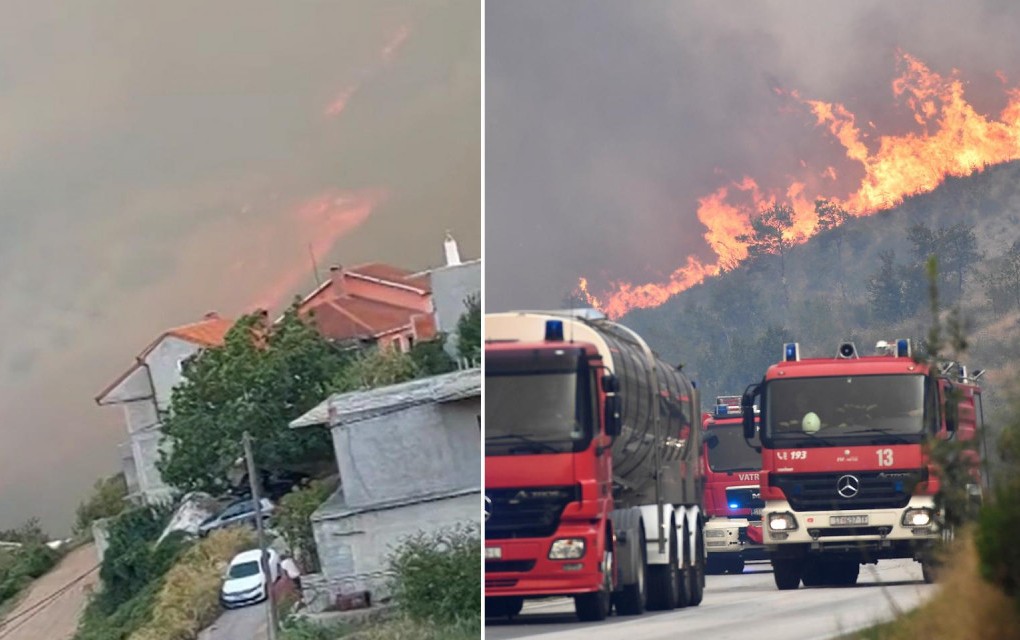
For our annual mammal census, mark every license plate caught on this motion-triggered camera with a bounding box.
[485,547,502,560]
[829,515,868,526]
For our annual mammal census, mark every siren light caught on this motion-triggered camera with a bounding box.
[896,339,911,358]
[545,320,564,342]
[783,343,800,362]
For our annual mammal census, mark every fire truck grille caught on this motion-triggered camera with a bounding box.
[484,485,580,540]
[485,560,536,573]
[772,471,924,511]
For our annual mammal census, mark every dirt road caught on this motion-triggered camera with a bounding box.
[0,544,100,640]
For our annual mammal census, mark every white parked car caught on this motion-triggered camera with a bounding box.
[220,548,281,609]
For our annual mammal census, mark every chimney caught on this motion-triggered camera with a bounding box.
[329,265,347,297]
[444,231,461,266]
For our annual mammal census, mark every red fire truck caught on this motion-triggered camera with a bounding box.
[740,339,986,589]
[702,396,765,574]
[485,311,706,621]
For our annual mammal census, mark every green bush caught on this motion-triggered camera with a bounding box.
[96,505,181,614]
[280,616,347,640]
[74,474,129,536]
[387,523,480,626]
[272,479,337,572]
[0,542,60,605]
[976,392,1020,604]
[75,582,161,640]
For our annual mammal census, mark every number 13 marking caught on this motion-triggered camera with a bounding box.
[876,448,894,467]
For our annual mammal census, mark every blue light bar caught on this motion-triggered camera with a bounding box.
[716,405,728,415]
[729,503,739,509]
[784,342,800,362]
[545,319,564,341]
[896,338,911,358]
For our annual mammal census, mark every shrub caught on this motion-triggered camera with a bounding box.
[271,479,336,572]
[74,474,129,536]
[387,523,480,626]
[976,390,1020,604]
[128,527,255,640]
[0,543,60,605]
[96,505,182,614]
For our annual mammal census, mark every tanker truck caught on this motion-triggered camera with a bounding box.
[484,310,706,622]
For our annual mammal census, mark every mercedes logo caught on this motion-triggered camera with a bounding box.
[484,496,492,521]
[837,474,861,498]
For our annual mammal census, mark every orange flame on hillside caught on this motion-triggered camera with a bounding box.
[324,25,412,118]
[579,51,1020,319]
[249,188,385,311]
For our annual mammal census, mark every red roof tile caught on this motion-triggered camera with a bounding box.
[305,296,435,341]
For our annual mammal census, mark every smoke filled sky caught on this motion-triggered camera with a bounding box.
[486,0,1020,312]
[0,0,478,532]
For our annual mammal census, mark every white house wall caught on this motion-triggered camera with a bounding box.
[329,398,481,509]
[311,492,479,600]
[144,336,203,410]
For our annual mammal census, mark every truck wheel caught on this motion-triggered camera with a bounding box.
[772,558,802,590]
[801,558,824,587]
[727,557,745,575]
[486,597,523,619]
[687,528,705,606]
[921,559,939,584]
[646,525,679,610]
[834,561,859,586]
[575,550,613,621]
[575,591,610,622]
[614,526,647,616]
[705,556,726,575]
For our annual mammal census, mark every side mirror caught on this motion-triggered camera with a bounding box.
[605,395,622,437]
[943,381,958,434]
[602,373,619,394]
[742,383,760,440]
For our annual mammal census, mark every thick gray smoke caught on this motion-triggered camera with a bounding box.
[486,0,1020,310]
[0,0,478,532]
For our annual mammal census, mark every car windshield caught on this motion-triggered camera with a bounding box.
[706,423,760,472]
[765,374,929,447]
[485,350,595,455]
[227,560,261,579]
[219,502,253,519]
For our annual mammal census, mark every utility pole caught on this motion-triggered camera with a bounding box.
[244,431,279,640]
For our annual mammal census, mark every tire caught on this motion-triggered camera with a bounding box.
[801,558,824,587]
[772,558,802,590]
[921,559,939,584]
[647,523,679,611]
[835,561,859,586]
[614,525,648,616]
[687,527,705,606]
[705,556,726,575]
[486,597,523,619]
[576,549,614,622]
[727,557,745,575]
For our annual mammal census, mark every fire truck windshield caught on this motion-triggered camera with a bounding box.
[706,423,760,472]
[764,374,931,448]
[485,353,596,455]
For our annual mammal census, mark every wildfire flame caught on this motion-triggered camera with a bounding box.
[324,24,412,118]
[579,51,1020,319]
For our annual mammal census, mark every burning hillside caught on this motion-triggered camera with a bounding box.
[579,51,1020,319]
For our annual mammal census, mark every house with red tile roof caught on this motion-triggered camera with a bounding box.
[297,262,437,352]
[95,312,234,503]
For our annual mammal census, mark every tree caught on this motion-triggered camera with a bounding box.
[908,222,980,300]
[74,473,129,536]
[737,203,795,304]
[867,250,905,323]
[982,241,1020,312]
[814,199,853,298]
[270,479,336,572]
[158,308,349,494]
[456,294,481,364]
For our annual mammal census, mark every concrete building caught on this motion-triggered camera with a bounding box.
[427,233,481,361]
[289,368,481,610]
[95,313,234,503]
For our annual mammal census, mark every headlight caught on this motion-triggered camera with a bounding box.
[548,538,586,560]
[705,529,727,538]
[768,512,798,531]
[902,508,933,527]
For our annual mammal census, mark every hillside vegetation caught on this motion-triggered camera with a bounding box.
[623,160,1020,424]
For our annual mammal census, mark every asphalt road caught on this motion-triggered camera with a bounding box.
[486,559,934,640]
[198,603,270,640]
